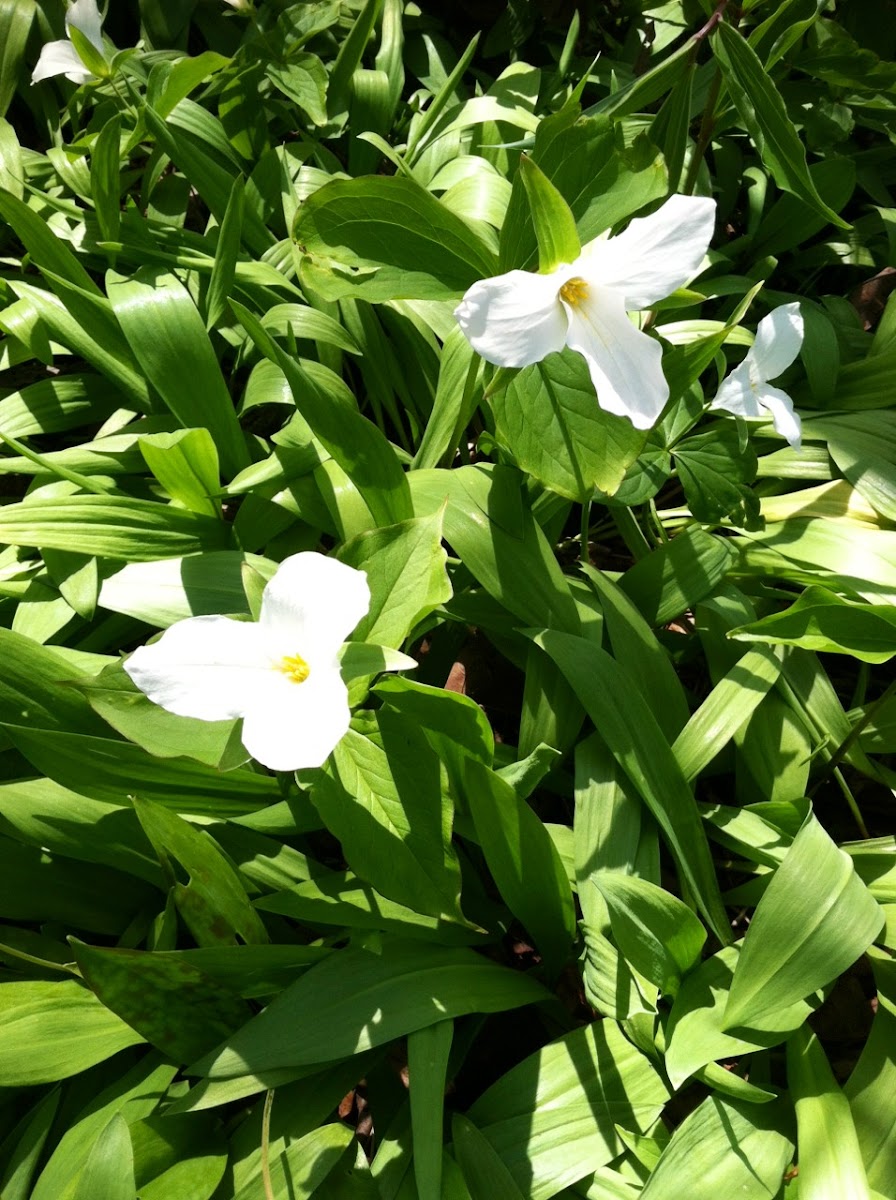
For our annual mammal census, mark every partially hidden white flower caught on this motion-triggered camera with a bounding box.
[710,302,804,450]
[31,0,106,86]
[454,194,716,430]
[124,553,376,772]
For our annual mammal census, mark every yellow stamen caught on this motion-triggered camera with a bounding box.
[277,653,311,684]
[559,276,589,307]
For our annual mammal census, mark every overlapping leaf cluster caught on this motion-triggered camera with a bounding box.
[0,1,895,1197]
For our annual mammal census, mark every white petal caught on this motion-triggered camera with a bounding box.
[757,384,802,451]
[454,268,570,368]
[31,40,92,84]
[260,552,370,661]
[581,195,716,310]
[749,303,804,383]
[66,0,104,52]
[710,361,764,420]
[241,663,351,771]
[562,286,668,429]
[124,615,275,721]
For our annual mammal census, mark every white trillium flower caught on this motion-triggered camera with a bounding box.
[31,0,106,86]
[710,302,804,450]
[454,194,717,430]
[124,552,375,772]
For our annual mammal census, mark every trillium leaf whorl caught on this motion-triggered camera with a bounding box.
[454,193,716,430]
[124,552,386,772]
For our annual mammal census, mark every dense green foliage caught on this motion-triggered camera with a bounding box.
[1,0,895,1196]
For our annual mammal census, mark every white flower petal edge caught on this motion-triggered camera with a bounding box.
[31,40,93,85]
[454,193,716,430]
[123,551,384,772]
[711,302,805,450]
[581,194,717,309]
[66,0,104,52]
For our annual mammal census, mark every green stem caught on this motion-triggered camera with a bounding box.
[613,507,652,561]
[811,675,896,803]
[261,1090,276,1200]
[580,499,591,564]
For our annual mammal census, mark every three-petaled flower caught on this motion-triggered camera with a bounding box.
[124,553,377,772]
[454,194,716,430]
[710,302,804,450]
[31,0,107,86]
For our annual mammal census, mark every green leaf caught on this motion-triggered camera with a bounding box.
[713,21,850,229]
[788,1026,872,1200]
[620,525,733,625]
[0,0,34,116]
[130,1112,227,1200]
[846,951,896,1195]
[71,940,250,1064]
[593,872,706,996]
[465,759,576,978]
[205,174,245,331]
[193,939,547,1078]
[674,424,761,530]
[0,1088,61,1200]
[532,629,730,942]
[452,1115,525,1200]
[468,1021,668,1200]
[107,269,249,478]
[232,1123,354,1200]
[267,54,328,126]
[312,719,466,922]
[139,428,221,517]
[0,627,110,736]
[724,811,883,1029]
[90,114,122,243]
[731,586,896,663]
[493,350,646,501]
[409,1020,454,1200]
[233,301,413,529]
[519,154,580,272]
[638,1095,793,1200]
[133,797,269,946]
[806,413,896,521]
[294,176,497,301]
[0,494,231,560]
[0,980,144,1086]
[98,551,265,628]
[339,509,452,648]
[70,1115,135,1200]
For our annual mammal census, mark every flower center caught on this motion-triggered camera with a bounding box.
[559,276,590,307]
[277,653,311,684]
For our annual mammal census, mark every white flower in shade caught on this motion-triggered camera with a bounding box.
[124,553,374,772]
[31,0,106,86]
[710,303,804,450]
[454,194,716,430]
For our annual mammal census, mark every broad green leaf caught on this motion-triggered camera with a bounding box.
[452,1115,525,1200]
[233,1122,354,1200]
[663,942,815,1088]
[71,940,251,1064]
[194,939,547,1078]
[519,153,580,271]
[107,269,249,478]
[0,374,117,438]
[409,1020,453,1200]
[789,1025,871,1200]
[267,54,328,127]
[0,980,144,1086]
[130,1112,227,1200]
[0,627,110,735]
[621,525,734,625]
[0,190,101,296]
[312,718,465,922]
[339,509,452,648]
[713,21,849,229]
[294,176,497,301]
[91,114,122,243]
[0,495,231,559]
[846,951,896,1194]
[533,629,729,942]
[70,1115,135,1200]
[493,350,646,501]
[139,428,221,517]
[0,1088,60,1200]
[133,797,269,946]
[639,1095,793,1199]
[30,1056,177,1200]
[98,551,267,628]
[593,872,706,996]
[672,645,784,782]
[674,424,761,529]
[465,759,576,978]
[731,586,896,663]
[468,1021,668,1200]
[6,726,277,814]
[808,413,896,520]
[234,302,413,529]
[724,812,883,1029]
[0,0,34,116]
